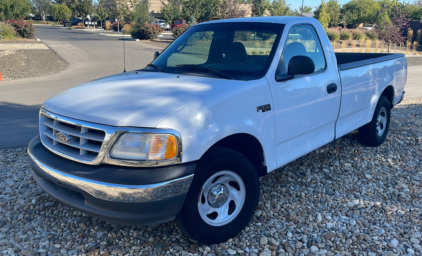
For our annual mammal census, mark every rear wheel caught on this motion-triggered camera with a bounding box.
[358,96,391,146]
[179,147,260,244]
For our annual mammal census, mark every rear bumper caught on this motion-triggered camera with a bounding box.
[28,136,196,225]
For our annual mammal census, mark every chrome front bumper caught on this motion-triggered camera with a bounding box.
[28,144,194,204]
[28,137,194,203]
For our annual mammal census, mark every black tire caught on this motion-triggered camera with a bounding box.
[179,147,260,244]
[358,96,391,146]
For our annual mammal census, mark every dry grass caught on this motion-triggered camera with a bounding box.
[365,40,372,53]
[408,28,414,42]
[76,22,85,28]
[341,40,348,52]
[123,24,131,35]
[350,40,357,52]
[413,42,418,55]
[374,40,380,53]
[105,21,111,30]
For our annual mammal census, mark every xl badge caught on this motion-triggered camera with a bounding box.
[56,132,69,143]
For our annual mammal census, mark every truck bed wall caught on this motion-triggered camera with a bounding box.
[335,56,407,139]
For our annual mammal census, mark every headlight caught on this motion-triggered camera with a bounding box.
[110,133,179,161]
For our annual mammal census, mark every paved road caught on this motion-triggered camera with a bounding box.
[0,26,421,149]
[0,26,160,149]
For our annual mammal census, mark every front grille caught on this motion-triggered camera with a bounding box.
[39,113,106,162]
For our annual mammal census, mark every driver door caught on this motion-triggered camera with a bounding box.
[267,24,341,167]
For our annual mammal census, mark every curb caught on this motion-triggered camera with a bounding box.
[98,33,132,37]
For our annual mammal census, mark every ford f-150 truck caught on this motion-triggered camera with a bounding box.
[28,17,407,244]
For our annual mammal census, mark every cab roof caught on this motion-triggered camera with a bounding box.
[196,16,314,26]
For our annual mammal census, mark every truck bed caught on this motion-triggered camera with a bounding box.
[335,53,405,71]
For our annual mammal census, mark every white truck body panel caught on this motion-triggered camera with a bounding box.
[43,72,243,128]
[336,58,407,138]
[41,17,407,175]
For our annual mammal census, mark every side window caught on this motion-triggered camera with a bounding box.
[282,25,326,73]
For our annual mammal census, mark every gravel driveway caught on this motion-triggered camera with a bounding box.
[0,43,67,80]
[0,99,421,256]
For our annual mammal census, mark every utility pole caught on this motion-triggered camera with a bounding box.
[301,0,304,14]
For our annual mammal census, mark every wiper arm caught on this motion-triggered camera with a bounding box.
[175,64,234,80]
[146,64,165,72]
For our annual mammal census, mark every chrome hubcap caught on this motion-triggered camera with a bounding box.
[376,107,387,136]
[198,170,246,226]
[208,184,229,208]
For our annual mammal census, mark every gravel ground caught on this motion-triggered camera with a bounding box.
[0,49,67,80]
[0,98,421,256]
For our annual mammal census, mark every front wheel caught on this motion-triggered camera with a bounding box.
[179,147,260,244]
[358,96,391,146]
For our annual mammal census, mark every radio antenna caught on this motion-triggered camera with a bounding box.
[123,34,126,73]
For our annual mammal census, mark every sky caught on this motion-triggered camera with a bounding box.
[288,0,350,12]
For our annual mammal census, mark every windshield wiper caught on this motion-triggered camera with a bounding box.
[146,64,165,72]
[175,64,234,80]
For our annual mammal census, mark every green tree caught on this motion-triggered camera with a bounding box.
[326,0,340,26]
[318,0,330,30]
[252,0,267,16]
[298,6,312,13]
[54,0,78,16]
[0,0,32,21]
[182,0,203,21]
[342,0,380,27]
[95,0,108,28]
[200,0,219,21]
[160,0,182,24]
[405,2,422,21]
[32,0,52,21]
[130,0,151,24]
[54,2,71,20]
[315,0,339,26]
[270,0,290,16]
[76,0,93,18]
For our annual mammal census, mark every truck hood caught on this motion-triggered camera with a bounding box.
[43,71,241,127]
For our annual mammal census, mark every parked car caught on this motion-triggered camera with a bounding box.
[362,24,376,30]
[153,20,170,30]
[62,17,83,27]
[171,20,183,29]
[28,17,407,244]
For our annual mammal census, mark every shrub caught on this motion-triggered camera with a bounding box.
[353,30,365,40]
[123,24,131,35]
[5,19,35,39]
[0,23,16,39]
[173,24,189,39]
[340,30,352,40]
[130,23,163,40]
[105,21,111,30]
[326,29,340,41]
[76,22,84,28]
[365,30,378,40]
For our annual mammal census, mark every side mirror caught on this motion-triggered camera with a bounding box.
[288,56,315,76]
[154,51,160,59]
[275,55,315,82]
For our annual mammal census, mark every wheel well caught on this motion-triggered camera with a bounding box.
[381,86,395,108]
[206,133,267,177]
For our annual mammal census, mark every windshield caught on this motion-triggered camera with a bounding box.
[150,22,284,80]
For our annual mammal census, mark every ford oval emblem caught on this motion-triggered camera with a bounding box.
[56,132,69,143]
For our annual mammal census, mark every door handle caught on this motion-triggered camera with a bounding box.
[327,83,337,94]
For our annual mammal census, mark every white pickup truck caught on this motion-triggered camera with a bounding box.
[28,17,407,244]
